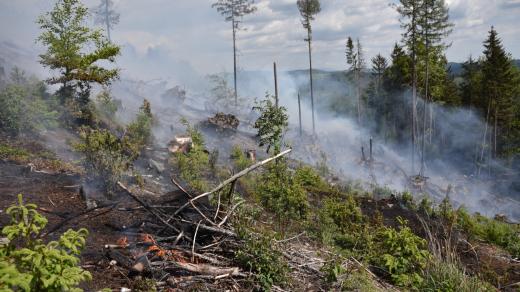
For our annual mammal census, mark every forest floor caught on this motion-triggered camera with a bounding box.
[1,136,520,291]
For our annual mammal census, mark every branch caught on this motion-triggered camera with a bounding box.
[172,148,292,217]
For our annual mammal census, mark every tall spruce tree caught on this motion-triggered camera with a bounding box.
[297,0,321,135]
[418,0,453,175]
[395,0,422,173]
[460,56,482,110]
[480,27,519,160]
[37,0,120,125]
[212,0,257,106]
[93,0,120,42]
[346,37,365,126]
[372,54,388,92]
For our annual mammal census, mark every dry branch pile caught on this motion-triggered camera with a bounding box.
[102,149,292,290]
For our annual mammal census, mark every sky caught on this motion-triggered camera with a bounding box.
[0,0,519,78]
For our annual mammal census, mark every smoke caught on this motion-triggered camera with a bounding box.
[3,35,519,222]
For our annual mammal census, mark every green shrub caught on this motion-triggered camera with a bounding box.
[399,191,416,210]
[123,99,153,159]
[314,196,377,258]
[175,119,209,192]
[235,231,289,291]
[456,208,520,258]
[421,259,495,292]
[230,145,252,170]
[0,144,31,161]
[74,127,130,191]
[253,93,288,154]
[258,162,309,225]
[373,218,431,288]
[342,269,379,292]
[0,194,91,291]
[294,165,326,189]
[95,89,120,118]
[0,83,58,135]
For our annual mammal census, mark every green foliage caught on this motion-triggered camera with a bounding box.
[0,144,31,161]
[95,89,120,119]
[456,208,520,258]
[421,259,495,292]
[123,99,153,159]
[235,231,289,291]
[75,127,130,190]
[230,145,252,170]
[316,195,375,256]
[322,260,379,291]
[175,119,209,192]
[37,0,120,124]
[253,93,288,154]
[258,162,309,225]
[0,194,91,291]
[294,165,326,190]
[373,218,431,287]
[399,191,416,210]
[0,82,58,135]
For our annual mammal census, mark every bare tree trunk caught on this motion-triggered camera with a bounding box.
[494,109,498,158]
[232,17,238,106]
[307,28,316,135]
[105,0,111,41]
[356,69,361,126]
[273,62,279,107]
[478,100,491,176]
[420,8,430,177]
[298,92,302,136]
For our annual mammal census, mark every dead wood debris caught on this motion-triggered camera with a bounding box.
[100,149,292,290]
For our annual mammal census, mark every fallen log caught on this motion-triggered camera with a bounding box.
[151,261,240,277]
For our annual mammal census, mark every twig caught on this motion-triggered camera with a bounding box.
[171,176,193,198]
[47,196,56,207]
[172,149,292,218]
[214,189,222,221]
[117,182,186,239]
[42,202,118,237]
[192,221,202,263]
[217,201,244,227]
[179,219,236,237]
[275,231,306,244]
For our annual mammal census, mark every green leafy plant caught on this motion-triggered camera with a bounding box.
[123,99,154,159]
[294,165,327,190]
[373,218,431,287]
[230,145,253,171]
[456,208,520,258]
[174,119,209,192]
[0,82,58,135]
[74,127,130,191]
[258,162,309,226]
[235,230,289,291]
[0,194,91,291]
[253,93,288,154]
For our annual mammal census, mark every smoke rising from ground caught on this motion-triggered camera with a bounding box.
[110,66,520,221]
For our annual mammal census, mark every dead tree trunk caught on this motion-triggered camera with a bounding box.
[298,92,302,136]
[307,28,316,135]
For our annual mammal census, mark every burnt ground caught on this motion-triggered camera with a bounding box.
[2,137,520,291]
[0,160,146,290]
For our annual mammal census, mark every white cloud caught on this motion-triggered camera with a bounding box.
[0,0,518,75]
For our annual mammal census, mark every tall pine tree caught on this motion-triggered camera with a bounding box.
[212,0,257,106]
[297,0,321,135]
